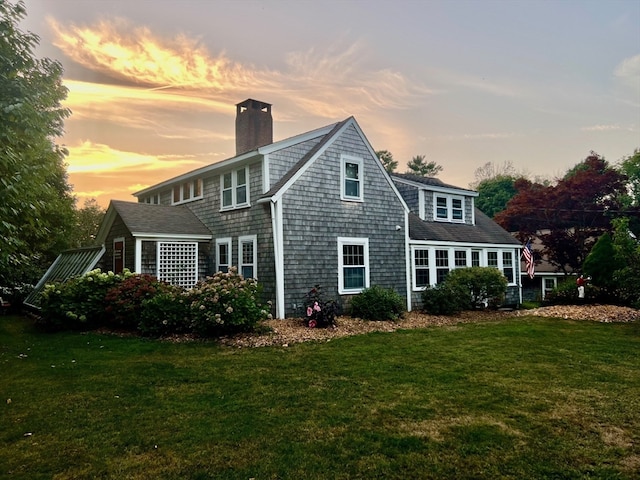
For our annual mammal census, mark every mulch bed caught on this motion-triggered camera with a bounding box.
[216,305,639,349]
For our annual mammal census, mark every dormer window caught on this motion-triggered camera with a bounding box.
[434,194,464,222]
[341,155,363,201]
[172,179,203,204]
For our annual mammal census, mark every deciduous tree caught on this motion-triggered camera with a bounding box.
[0,0,75,286]
[495,153,628,272]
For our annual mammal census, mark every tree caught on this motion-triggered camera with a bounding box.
[375,150,397,174]
[610,217,640,308]
[475,175,519,218]
[495,153,628,273]
[582,232,620,294]
[407,154,443,177]
[0,0,75,286]
[469,161,519,189]
[618,149,640,235]
[70,199,106,248]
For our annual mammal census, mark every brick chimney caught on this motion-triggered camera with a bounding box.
[235,99,273,155]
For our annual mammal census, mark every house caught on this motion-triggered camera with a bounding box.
[519,233,574,302]
[393,174,522,307]
[28,99,523,316]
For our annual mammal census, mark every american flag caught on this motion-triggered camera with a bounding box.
[522,240,535,279]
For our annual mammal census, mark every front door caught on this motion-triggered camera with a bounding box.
[113,238,124,274]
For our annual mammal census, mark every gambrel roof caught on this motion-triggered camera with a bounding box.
[408,210,521,245]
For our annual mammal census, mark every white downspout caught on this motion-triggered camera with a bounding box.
[270,200,285,318]
[404,211,412,311]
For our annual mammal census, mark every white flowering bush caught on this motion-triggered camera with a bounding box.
[188,267,269,336]
[40,269,130,330]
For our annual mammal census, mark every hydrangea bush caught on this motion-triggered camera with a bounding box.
[40,269,128,330]
[188,267,270,336]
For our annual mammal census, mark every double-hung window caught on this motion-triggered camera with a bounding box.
[338,237,369,293]
[216,238,231,273]
[435,249,449,284]
[221,167,249,209]
[239,235,257,279]
[502,251,514,283]
[341,155,363,201]
[413,248,430,288]
[434,194,465,222]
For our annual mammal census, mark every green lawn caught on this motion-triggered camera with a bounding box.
[1,315,639,479]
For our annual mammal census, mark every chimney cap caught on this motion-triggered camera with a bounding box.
[236,98,271,113]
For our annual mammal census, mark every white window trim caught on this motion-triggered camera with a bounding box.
[411,246,430,291]
[220,167,250,210]
[215,237,232,273]
[337,237,369,294]
[238,234,257,279]
[411,246,519,290]
[172,179,204,205]
[433,193,465,223]
[340,154,364,202]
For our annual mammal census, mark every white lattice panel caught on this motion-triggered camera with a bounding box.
[157,242,198,287]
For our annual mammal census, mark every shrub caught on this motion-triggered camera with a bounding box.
[421,284,467,315]
[104,274,174,330]
[444,267,508,309]
[544,279,604,305]
[303,285,340,328]
[138,289,191,337]
[189,267,269,336]
[39,269,125,330]
[349,285,405,321]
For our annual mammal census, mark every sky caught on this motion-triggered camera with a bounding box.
[21,0,640,208]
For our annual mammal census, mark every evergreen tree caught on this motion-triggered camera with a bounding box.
[407,154,443,177]
[375,150,397,174]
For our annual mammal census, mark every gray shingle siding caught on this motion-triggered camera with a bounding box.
[267,136,325,188]
[280,124,407,314]
[184,160,276,306]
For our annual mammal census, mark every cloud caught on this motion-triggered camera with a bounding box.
[614,54,640,84]
[66,140,204,174]
[48,17,277,91]
[49,17,431,121]
[440,132,520,141]
[581,124,636,132]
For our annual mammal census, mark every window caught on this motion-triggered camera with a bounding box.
[454,250,467,268]
[502,251,514,283]
[471,250,481,267]
[435,249,449,284]
[172,179,203,204]
[221,167,249,209]
[341,155,363,201]
[338,237,369,293]
[434,194,465,222]
[157,242,198,288]
[487,251,498,268]
[239,235,257,279]
[414,248,430,288]
[143,194,160,204]
[216,238,231,273]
